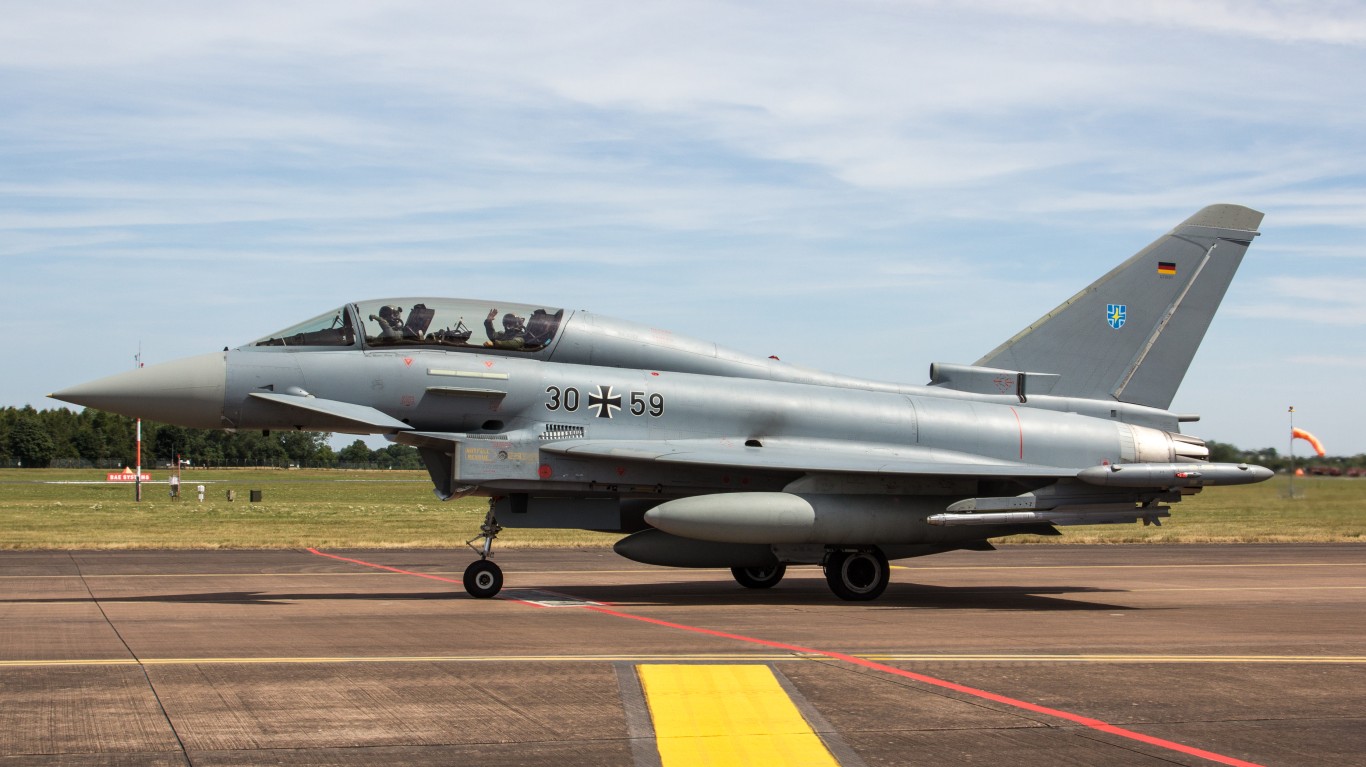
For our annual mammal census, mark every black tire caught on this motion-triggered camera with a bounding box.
[463,559,503,599]
[731,564,787,589]
[824,549,889,601]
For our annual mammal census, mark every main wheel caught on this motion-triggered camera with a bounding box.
[824,549,889,601]
[731,564,787,589]
[463,559,503,599]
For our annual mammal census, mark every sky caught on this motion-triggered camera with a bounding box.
[3,0,1364,456]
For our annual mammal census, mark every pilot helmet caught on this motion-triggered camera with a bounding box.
[380,305,402,320]
[503,313,524,330]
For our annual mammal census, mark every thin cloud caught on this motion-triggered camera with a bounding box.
[1233,277,1366,326]
[962,0,1366,44]
[3,2,1365,451]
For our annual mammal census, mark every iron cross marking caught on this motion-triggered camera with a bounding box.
[588,384,622,419]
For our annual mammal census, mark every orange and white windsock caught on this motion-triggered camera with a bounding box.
[1292,428,1326,457]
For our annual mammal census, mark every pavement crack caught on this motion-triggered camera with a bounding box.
[68,551,195,767]
[1071,727,1195,766]
[809,657,1062,728]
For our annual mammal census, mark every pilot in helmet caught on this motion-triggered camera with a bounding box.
[484,308,527,349]
[378,305,404,329]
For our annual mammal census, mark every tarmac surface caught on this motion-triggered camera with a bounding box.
[0,543,1362,766]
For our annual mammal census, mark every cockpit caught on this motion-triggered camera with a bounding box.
[249,299,565,353]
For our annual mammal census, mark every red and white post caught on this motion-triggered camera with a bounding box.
[134,344,144,502]
[135,418,142,502]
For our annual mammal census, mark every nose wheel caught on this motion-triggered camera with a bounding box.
[463,559,503,598]
[463,502,504,599]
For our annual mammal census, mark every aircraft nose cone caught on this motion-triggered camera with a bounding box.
[50,352,227,429]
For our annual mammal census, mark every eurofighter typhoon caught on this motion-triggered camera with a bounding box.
[52,205,1273,600]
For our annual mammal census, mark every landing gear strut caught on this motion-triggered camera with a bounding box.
[463,503,503,599]
[824,548,889,601]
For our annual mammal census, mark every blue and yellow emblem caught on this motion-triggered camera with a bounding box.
[1107,303,1126,330]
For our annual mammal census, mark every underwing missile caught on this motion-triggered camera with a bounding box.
[1076,463,1273,488]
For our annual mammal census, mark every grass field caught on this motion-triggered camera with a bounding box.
[0,468,1361,550]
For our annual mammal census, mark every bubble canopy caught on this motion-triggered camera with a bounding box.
[249,299,565,353]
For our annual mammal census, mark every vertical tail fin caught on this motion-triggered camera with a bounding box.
[974,204,1262,409]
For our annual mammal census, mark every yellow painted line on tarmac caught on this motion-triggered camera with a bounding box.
[639,664,839,767]
[0,653,806,668]
[3,652,1363,669]
[0,659,143,667]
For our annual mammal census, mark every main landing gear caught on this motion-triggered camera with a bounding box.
[463,504,503,599]
[730,548,891,601]
[731,564,787,589]
[824,548,890,601]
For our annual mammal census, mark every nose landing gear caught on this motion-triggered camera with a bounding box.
[463,503,503,599]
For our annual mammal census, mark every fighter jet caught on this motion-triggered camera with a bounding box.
[51,205,1273,601]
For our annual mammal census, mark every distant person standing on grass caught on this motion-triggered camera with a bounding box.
[169,473,180,500]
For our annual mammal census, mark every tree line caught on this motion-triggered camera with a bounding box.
[3,406,1362,472]
[0,406,422,469]
[1204,441,1365,473]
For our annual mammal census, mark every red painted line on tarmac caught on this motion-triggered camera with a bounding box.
[583,606,1263,767]
[309,549,1263,767]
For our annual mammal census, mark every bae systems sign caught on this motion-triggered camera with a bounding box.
[106,469,151,482]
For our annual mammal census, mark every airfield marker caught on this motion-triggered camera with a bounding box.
[134,345,143,502]
[638,664,839,767]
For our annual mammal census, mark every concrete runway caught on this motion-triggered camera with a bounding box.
[0,543,1362,766]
